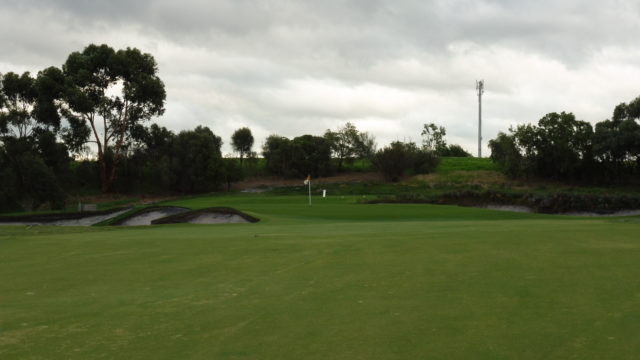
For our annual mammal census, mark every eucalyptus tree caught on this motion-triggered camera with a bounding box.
[231,127,254,166]
[0,70,68,211]
[262,135,292,176]
[171,126,224,193]
[0,68,64,139]
[354,131,377,159]
[489,112,594,180]
[0,72,37,139]
[593,97,640,174]
[421,123,447,154]
[324,122,360,170]
[59,44,166,192]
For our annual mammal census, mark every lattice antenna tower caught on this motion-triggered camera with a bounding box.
[476,80,484,158]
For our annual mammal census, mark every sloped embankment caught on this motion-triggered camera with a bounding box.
[114,206,191,226]
[440,190,640,214]
[365,190,640,215]
[151,207,260,225]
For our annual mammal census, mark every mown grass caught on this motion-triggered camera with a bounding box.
[436,157,499,174]
[2,193,640,359]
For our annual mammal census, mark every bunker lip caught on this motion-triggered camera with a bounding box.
[151,207,260,225]
[0,207,130,223]
[112,206,190,226]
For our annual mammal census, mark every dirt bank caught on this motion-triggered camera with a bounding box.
[232,172,385,191]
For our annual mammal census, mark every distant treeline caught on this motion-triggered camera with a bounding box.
[489,95,640,183]
[0,115,459,212]
[0,44,475,212]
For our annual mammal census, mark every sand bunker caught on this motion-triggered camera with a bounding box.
[485,205,534,213]
[187,213,250,224]
[152,207,259,225]
[0,208,130,226]
[117,207,189,226]
[0,206,258,227]
[241,187,271,193]
[484,204,640,217]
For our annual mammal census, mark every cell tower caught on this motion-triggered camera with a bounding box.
[476,80,484,158]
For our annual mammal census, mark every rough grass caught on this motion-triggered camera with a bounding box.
[2,194,640,359]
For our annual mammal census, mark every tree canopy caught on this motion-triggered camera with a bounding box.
[489,101,640,183]
[0,71,68,211]
[231,127,254,165]
[0,72,38,138]
[324,122,376,170]
[60,44,166,192]
[421,122,471,157]
[374,141,439,182]
[262,134,333,178]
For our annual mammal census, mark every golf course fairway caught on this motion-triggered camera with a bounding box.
[1,194,639,359]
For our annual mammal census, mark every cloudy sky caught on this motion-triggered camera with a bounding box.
[2,0,639,155]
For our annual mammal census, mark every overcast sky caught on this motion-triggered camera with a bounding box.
[2,0,639,155]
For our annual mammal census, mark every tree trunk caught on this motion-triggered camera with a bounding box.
[99,158,111,193]
[106,156,122,193]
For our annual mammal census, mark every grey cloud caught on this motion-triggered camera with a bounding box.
[1,0,640,155]
[8,0,639,62]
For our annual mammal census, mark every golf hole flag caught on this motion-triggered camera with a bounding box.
[304,175,311,205]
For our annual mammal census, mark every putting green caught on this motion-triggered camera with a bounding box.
[1,194,639,359]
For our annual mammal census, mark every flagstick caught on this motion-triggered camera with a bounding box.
[308,179,312,206]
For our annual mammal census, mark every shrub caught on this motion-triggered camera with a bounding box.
[374,141,439,182]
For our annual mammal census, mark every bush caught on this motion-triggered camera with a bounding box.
[374,141,439,182]
[0,143,66,212]
[440,144,472,157]
[262,134,333,178]
[262,135,293,177]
